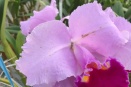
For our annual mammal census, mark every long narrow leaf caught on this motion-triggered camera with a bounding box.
[16,31,25,55]
[0,0,17,63]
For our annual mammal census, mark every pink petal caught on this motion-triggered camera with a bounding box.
[76,59,130,87]
[54,76,77,87]
[50,0,57,11]
[20,1,58,36]
[69,1,126,62]
[34,77,77,87]
[105,7,131,32]
[80,25,126,61]
[114,17,131,32]
[69,1,113,40]
[114,42,131,70]
[113,17,131,70]
[105,8,130,42]
[105,9,131,70]
[73,44,95,69]
[104,7,116,22]
[16,20,80,86]
[33,83,53,87]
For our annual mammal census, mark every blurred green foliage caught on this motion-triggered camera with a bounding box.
[0,0,131,86]
[61,0,131,20]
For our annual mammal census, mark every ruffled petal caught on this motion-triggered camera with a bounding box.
[76,59,130,87]
[80,25,127,61]
[105,8,130,42]
[34,77,77,87]
[113,41,131,70]
[54,76,77,87]
[16,20,79,86]
[20,0,58,36]
[50,0,58,12]
[69,1,116,40]
[105,11,131,70]
[113,19,131,70]
[105,7,131,32]
[104,7,116,22]
[114,17,131,32]
[69,1,126,62]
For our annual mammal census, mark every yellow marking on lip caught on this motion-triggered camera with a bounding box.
[82,61,111,83]
[82,76,90,82]
[87,62,98,69]
[101,65,108,70]
[101,62,110,70]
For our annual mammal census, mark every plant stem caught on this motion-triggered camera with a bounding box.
[0,0,17,63]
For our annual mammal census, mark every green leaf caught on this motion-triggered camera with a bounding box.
[16,31,25,56]
[0,78,18,87]
[6,26,20,33]
[0,45,4,52]
[5,30,20,56]
[62,0,86,16]
[112,1,124,17]
[0,0,17,63]
[0,0,4,28]
[18,13,33,17]
[125,7,131,20]
[5,30,16,50]
[129,73,131,87]
[8,0,20,22]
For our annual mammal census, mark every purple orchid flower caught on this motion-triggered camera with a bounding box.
[16,1,131,87]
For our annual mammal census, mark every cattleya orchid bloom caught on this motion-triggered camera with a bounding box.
[16,1,131,87]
